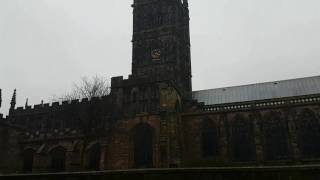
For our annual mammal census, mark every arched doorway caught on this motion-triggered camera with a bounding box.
[133,123,154,168]
[87,143,101,171]
[23,149,35,173]
[50,146,66,172]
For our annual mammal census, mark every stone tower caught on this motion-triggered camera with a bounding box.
[131,0,192,99]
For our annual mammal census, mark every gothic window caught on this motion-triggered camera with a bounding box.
[133,123,154,168]
[23,149,35,173]
[231,115,255,162]
[201,119,219,158]
[146,14,152,29]
[53,119,60,130]
[141,87,147,100]
[263,112,289,161]
[132,91,138,103]
[65,118,74,129]
[40,118,46,131]
[87,144,101,171]
[50,146,66,172]
[297,109,320,159]
[156,13,165,27]
[28,119,34,130]
[21,118,26,126]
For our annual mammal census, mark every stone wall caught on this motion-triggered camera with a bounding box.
[3,81,320,174]
[0,81,184,173]
[182,103,320,167]
[0,123,23,174]
[2,165,320,180]
[10,95,115,133]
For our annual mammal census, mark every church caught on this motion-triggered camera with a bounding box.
[1,0,320,174]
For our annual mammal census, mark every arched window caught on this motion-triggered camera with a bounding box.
[50,146,66,172]
[133,123,154,168]
[23,149,35,173]
[297,109,320,159]
[201,119,219,158]
[263,112,289,160]
[231,115,255,162]
[87,144,101,171]
[132,91,138,103]
[131,88,139,103]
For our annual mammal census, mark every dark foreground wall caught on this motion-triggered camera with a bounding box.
[2,165,320,180]
[0,123,23,174]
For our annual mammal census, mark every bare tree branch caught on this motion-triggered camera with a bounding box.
[52,75,110,102]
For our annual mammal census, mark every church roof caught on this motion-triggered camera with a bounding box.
[192,76,320,105]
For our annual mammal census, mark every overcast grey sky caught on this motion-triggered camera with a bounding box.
[0,0,320,115]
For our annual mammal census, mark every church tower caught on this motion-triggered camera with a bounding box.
[131,0,192,98]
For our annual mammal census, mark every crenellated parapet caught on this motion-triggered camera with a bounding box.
[8,95,115,136]
[0,113,4,122]
[13,96,110,115]
[111,73,177,89]
[111,75,184,117]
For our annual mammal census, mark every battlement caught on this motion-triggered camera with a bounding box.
[132,0,188,8]
[111,74,176,90]
[12,95,111,115]
[0,113,9,123]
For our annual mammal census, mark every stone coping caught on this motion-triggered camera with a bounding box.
[2,164,320,177]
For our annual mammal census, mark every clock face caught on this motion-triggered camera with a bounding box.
[151,49,161,60]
